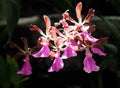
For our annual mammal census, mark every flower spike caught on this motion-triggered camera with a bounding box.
[11,2,108,75]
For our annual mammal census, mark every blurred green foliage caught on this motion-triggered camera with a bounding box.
[0,56,22,88]
[0,0,21,46]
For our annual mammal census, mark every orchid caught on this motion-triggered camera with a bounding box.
[30,16,51,58]
[10,37,35,75]
[11,2,108,75]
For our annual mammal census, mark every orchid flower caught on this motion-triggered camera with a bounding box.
[10,37,35,75]
[62,2,95,32]
[30,15,51,58]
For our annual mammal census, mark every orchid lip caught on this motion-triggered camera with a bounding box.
[48,56,64,72]
[17,55,32,75]
[32,45,50,58]
[61,46,77,59]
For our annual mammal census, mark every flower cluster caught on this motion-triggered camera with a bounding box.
[11,2,108,75]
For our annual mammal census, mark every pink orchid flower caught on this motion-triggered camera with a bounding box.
[62,2,95,32]
[10,37,35,75]
[30,16,51,58]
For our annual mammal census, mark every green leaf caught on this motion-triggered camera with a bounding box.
[6,55,21,88]
[100,54,113,71]
[102,43,118,55]
[99,16,120,40]
[0,56,10,88]
[0,0,21,46]
[0,55,22,88]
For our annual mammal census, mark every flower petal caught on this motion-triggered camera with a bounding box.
[83,8,95,23]
[70,39,78,46]
[32,45,50,58]
[91,47,106,56]
[30,24,45,36]
[43,15,51,31]
[62,46,77,59]
[83,55,100,73]
[48,57,64,72]
[76,2,82,23]
[17,55,32,75]
[83,32,98,43]
[61,19,69,28]
[84,50,100,73]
